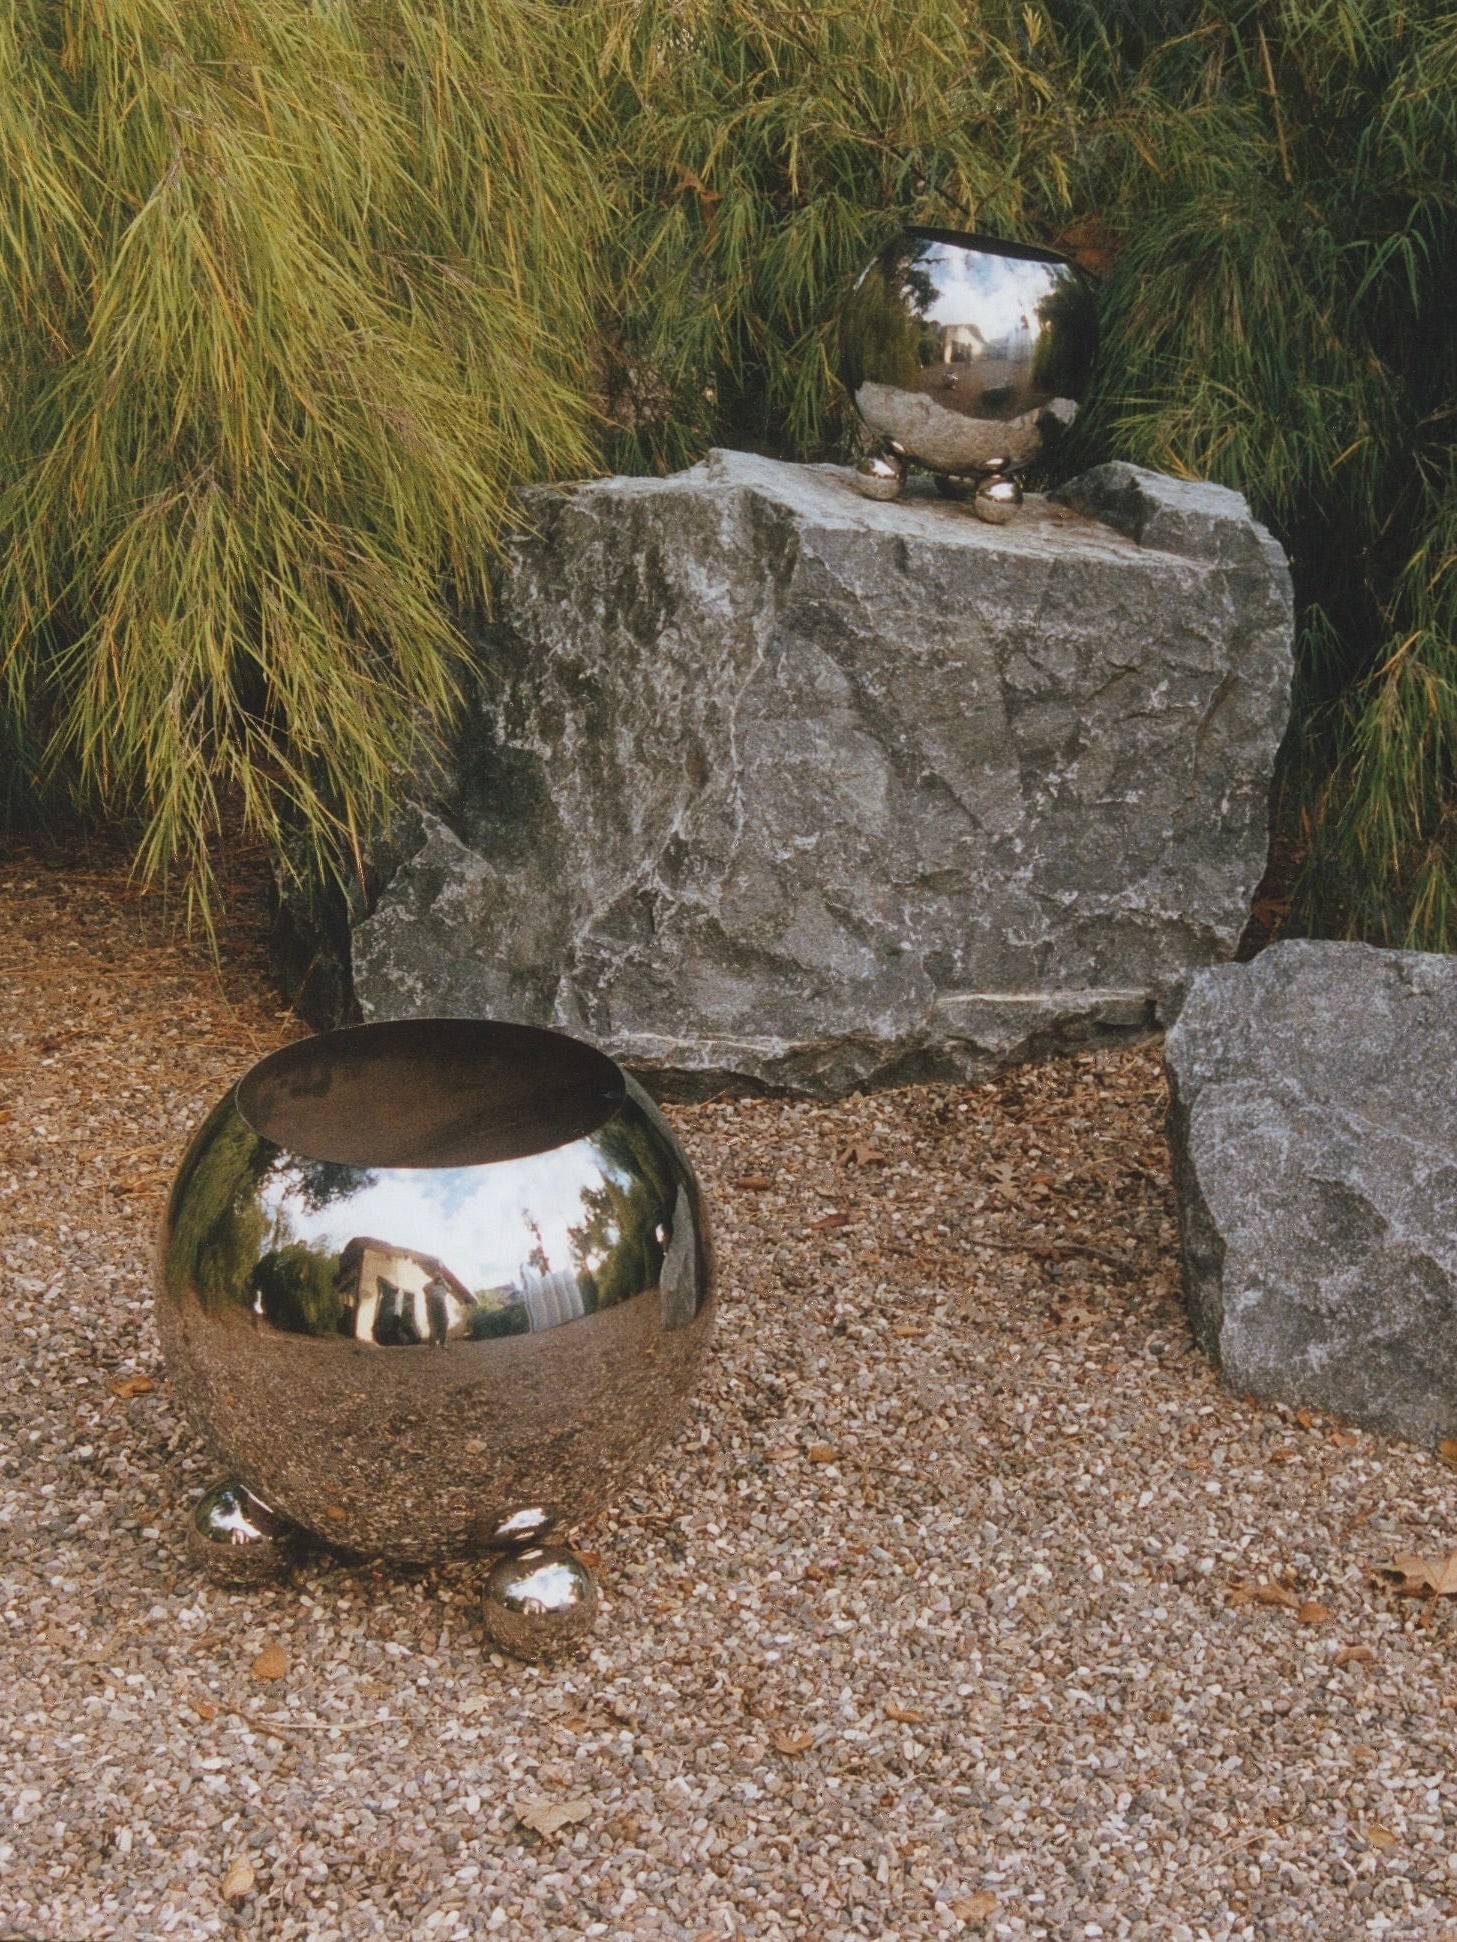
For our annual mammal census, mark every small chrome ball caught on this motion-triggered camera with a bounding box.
[974,475,1024,525]
[490,1506,555,1548]
[482,1546,599,1659]
[850,449,906,501]
[188,1481,296,1585]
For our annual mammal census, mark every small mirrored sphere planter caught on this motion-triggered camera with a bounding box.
[842,226,1096,521]
[157,1018,715,1643]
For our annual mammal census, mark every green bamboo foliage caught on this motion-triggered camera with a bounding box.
[595,0,1084,472]
[0,0,602,921]
[1055,1,1457,946]
[2,0,1455,950]
[600,0,1457,949]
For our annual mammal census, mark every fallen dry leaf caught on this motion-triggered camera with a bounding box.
[952,1891,998,1923]
[1267,1448,1300,1465]
[322,1503,348,1524]
[809,1210,851,1231]
[190,1694,219,1721]
[892,1324,929,1339]
[1365,1825,1399,1851]
[250,1643,289,1682]
[1229,1579,1300,1612]
[732,1174,772,1191]
[1330,1429,1361,1449]
[770,1729,814,1755]
[107,1374,155,1400]
[1334,1644,1376,1668]
[1377,1551,1457,1598]
[515,1796,593,1838]
[1437,1438,1457,1469]
[221,1857,255,1901]
[1295,1409,1317,1429]
[1297,1601,1330,1625]
[766,1445,797,1462]
[884,1704,926,1724]
[839,1141,887,1167]
[805,1444,839,1464]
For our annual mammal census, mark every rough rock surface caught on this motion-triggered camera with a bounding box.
[1166,939,1457,1443]
[354,449,1293,1096]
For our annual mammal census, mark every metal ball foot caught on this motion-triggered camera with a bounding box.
[187,1481,298,1586]
[850,448,906,502]
[973,474,1023,524]
[481,1545,599,1660]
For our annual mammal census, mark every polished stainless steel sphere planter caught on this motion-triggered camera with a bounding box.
[157,1019,714,1651]
[842,227,1096,520]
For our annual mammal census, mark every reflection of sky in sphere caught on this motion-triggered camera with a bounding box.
[919,245,1052,347]
[259,1138,621,1292]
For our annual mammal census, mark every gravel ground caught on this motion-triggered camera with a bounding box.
[5,847,1457,1942]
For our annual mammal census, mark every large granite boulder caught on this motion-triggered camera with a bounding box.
[1166,941,1457,1443]
[351,449,1294,1097]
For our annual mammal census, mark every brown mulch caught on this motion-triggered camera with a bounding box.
[5,841,1457,1941]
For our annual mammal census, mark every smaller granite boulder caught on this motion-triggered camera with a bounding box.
[1165,940,1457,1443]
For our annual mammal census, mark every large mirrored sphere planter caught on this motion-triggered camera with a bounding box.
[157,1019,715,1652]
[842,226,1097,521]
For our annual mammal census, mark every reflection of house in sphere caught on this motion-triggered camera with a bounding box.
[339,1236,478,1345]
[339,1243,608,1343]
[939,323,987,363]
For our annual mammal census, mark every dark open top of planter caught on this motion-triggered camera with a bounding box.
[237,1018,626,1170]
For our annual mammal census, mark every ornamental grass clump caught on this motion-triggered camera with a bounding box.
[0,0,601,922]
[2,0,1455,953]
[594,0,1085,473]
[1054,0,1457,948]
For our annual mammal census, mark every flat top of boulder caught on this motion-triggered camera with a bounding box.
[1051,460,1285,571]
[541,447,1283,576]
